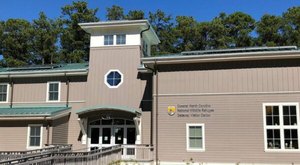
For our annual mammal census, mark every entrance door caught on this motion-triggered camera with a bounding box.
[101,127,112,148]
[114,127,124,144]
[90,127,100,150]
[127,128,136,144]
[88,119,137,151]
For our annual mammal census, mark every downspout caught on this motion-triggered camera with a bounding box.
[144,62,158,163]
[140,24,150,60]
[140,24,154,145]
[46,121,50,146]
[144,65,155,147]
[9,76,14,108]
[43,116,50,146]
[65,73,70,107]
[141,24,158,163]
[155,60,159,164]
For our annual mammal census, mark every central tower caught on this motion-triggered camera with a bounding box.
[78,20,159,150]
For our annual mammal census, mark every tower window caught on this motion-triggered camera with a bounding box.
[104,35,114,45]
[116,34,126,45]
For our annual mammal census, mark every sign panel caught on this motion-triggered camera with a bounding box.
[168,104,215,118]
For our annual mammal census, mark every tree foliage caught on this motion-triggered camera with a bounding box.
[60,1,99,63]
[106,5,125,21]
[0,1,300,67]
[149,9,176,55]
[126,10,145,20]
[256,14,284,46]
[32,12,60,65]
[1,19,33,66]
[282,7,300,47]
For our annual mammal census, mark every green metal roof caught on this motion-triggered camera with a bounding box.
[76,105,141,115]
[0,63,88,74]
[0,106,71,117]
[142,46,300,62]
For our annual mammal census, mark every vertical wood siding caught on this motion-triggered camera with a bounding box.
[158,67,300,94]
[52,116,69,144]
[10,77,87,103]
[154,61,300,163]
[86,46,146,109]
[0,121,48,151]
[156,94,300,163]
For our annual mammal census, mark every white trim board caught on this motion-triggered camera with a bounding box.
[27,124,43,150]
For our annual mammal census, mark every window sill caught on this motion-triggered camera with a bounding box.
[46,100,60,103]
[186,148,205,152]
[27,146,42,150]
[0,102,8,103]
[265,149,300,153]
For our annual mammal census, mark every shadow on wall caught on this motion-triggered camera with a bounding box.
[138,72,153,112]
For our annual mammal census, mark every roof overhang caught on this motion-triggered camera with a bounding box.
[0,106,71,120]
[0,69,88,78]
[76,105,141,116]
[79,20,160,45]
[142,50,300,68]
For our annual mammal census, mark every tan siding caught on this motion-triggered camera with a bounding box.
[66,103,86,150]
[86,46,147,110]
[52,116,69,144]
[158,67,300,95]
[11,77,86,104]
[141,111,151,144]
[13,81,45,102]
[0,121,49,151]
[69,80,87,102]
[156,94,300,163]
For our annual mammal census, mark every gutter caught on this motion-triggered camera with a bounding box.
[0,69,88,78]
[142,50,300,66]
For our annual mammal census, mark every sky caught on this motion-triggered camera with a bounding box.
[0,0,299,22]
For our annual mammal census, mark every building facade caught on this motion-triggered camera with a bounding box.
[1,20,300,164]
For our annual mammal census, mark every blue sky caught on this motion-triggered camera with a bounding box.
[0,0,299,22]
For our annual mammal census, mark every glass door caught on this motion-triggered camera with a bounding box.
[89,118,137,151]
[127,128,136,144]
[101,127,112,148]
[114,127,124,144]
[90,127,100,150]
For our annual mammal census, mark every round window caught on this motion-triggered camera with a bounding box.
[104,70,123,88]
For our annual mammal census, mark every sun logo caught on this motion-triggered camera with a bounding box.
[167,106,176,116]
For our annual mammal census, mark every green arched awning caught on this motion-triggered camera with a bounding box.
[76,105,141,115]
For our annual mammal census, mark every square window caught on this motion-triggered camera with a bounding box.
[187,124,205,151]
[116,34,126,45]
[104,35,114,45]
